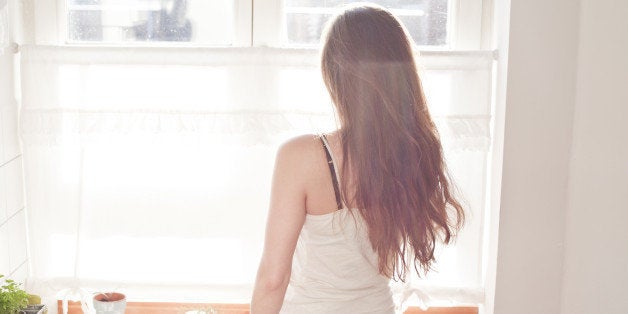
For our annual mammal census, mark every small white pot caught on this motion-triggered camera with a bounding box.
[93,292,126,314]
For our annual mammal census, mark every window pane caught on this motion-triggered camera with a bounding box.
[67,0,236,45]
[284,0,448,47]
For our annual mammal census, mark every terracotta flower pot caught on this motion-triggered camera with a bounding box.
[93,292,126,314]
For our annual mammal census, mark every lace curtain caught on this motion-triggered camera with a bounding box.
[20,45,492,310]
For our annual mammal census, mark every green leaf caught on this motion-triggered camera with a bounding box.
[0,274,29,314]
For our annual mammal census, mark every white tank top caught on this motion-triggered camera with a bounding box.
[280,135,396,313]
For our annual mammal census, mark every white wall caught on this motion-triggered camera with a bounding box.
[561,0,628,313]
[0,0,27,284]
[493,0,580,313]
[494,0,628,313]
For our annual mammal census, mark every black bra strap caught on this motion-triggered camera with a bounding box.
[320,134,343,209]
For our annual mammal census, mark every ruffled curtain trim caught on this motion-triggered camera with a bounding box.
[21,109,491,151]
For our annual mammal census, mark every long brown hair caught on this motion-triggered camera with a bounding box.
[321,4,464,281]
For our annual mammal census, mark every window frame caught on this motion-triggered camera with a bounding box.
[26,0,499,311]
[36,0,491,50]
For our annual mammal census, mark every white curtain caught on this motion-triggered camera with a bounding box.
[0,0,8,53]
[20,45,492,310]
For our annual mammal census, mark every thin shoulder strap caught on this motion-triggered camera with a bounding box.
[320,134,343,210]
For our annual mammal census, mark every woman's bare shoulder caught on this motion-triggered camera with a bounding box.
[277,134,320,157]
[274,134,325,176]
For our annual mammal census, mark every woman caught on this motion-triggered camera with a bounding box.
[251,4,464,313]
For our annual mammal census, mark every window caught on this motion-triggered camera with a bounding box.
[67,0,236,44]
[284,0,449,47]
[22,0,495,311]
[62,0,485,49]
[66,0,250,45]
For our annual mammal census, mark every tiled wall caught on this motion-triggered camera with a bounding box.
[0,2,27,283]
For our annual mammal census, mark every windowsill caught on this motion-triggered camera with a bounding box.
[57,301,478,314]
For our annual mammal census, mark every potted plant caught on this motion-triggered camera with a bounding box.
[0,274,47,314]
[0,274,28,314]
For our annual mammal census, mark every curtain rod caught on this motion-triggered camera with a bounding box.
[8,42,499,60]
[17,44,497,58]
[19,44,497,70]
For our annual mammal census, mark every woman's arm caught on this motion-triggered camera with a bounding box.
[251,136,312,313]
